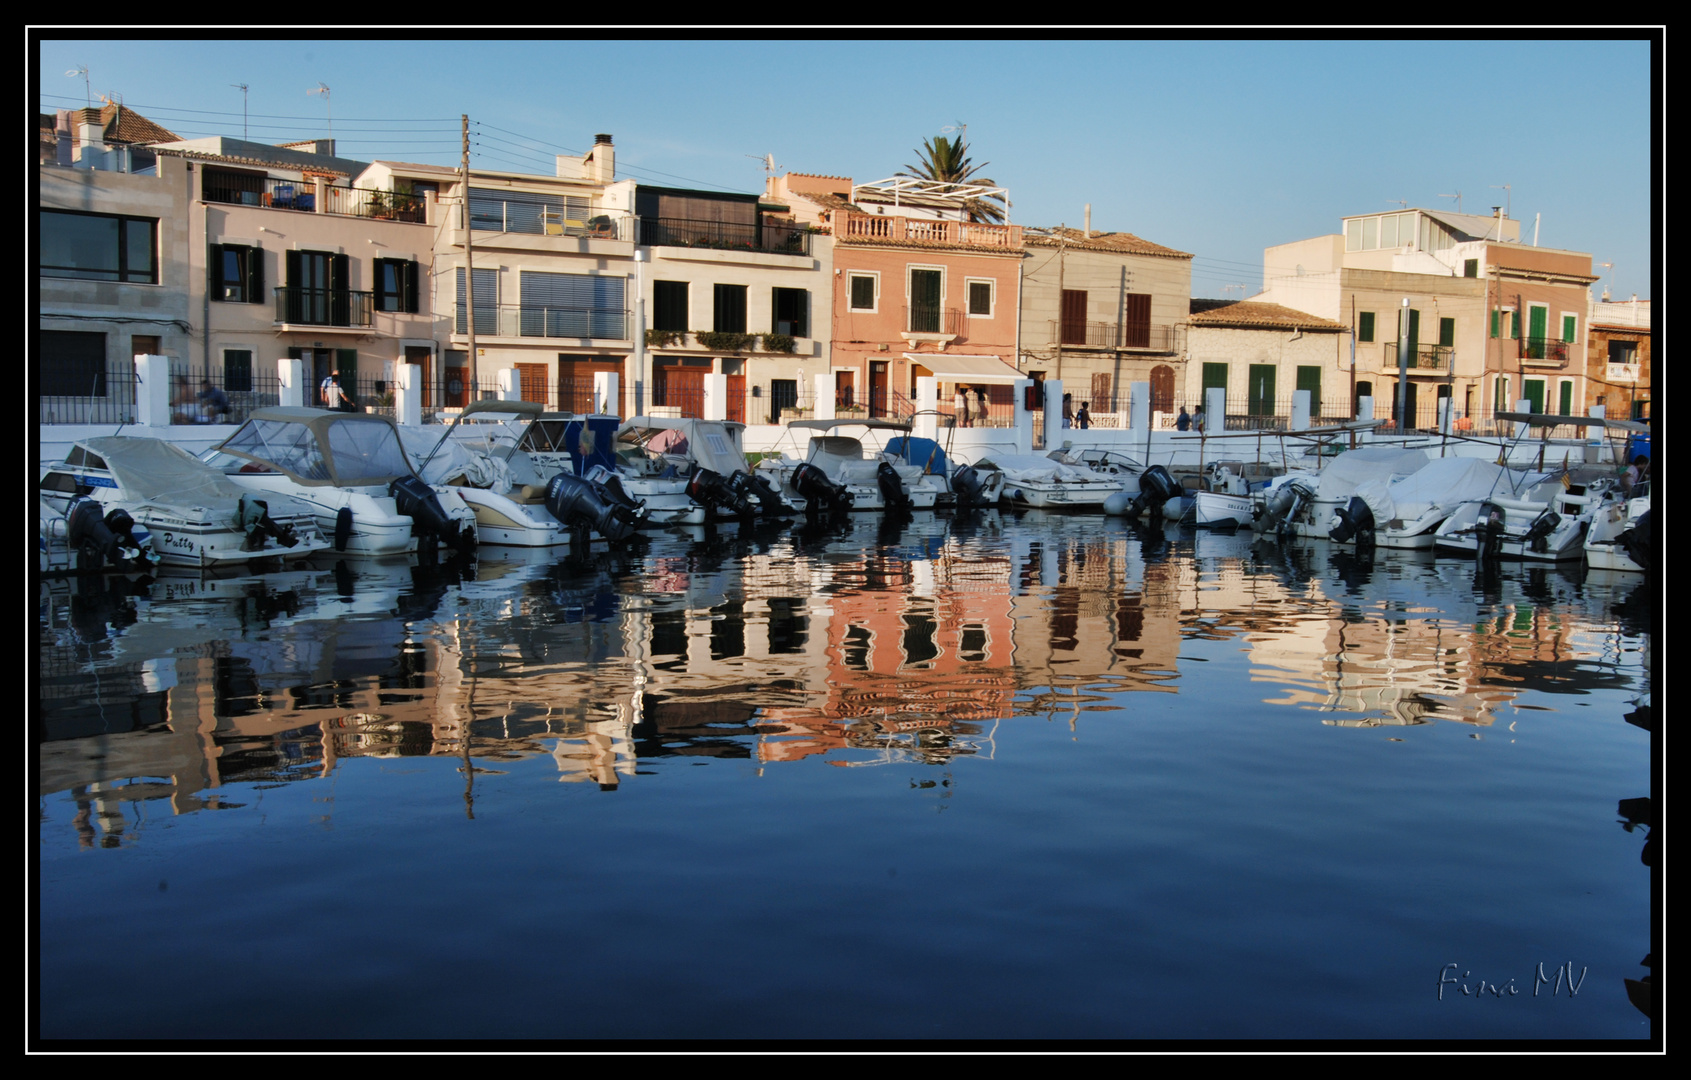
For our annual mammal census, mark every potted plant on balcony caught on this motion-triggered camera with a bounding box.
[761,333,796,355]
[646,328,686,348]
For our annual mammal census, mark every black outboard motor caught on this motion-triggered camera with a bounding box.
[686,467,755,518]
[793,462,854,516]
[1329,495,1377,547]
[1126,465,1182,520]
[876,461,912,510]
[390,476,474,553]
[952,464,989,510]
[544,472,643,543]
[1473,501,1505,563]
[1521,508,1561,554]
[736,469,795,516]
[235,493,299,552]
[66,496,157,572]
[1618,509,1652,572]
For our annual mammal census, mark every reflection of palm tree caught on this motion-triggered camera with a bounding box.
[900,134,1006,224]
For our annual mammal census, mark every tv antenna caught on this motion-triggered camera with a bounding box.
[746,153,778,181]
[65,66,90,108]
[1438,190,1463,213]
[1223,283,1248,298]
[940,122,968,145]
[1599,261,1615,301]
[309,82,331,138]
[232,83,249,140]
[1387,199,1407,209]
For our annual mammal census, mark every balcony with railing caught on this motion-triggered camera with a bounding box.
[905,304,964,337]
[1380,342,1455,374]
[470,199,634,241]
[638,216,812,256]
[1049,320,1177,352]
[202,170,429,223]
[1519,337,1572,368]
[454,303,629,341]
[838,211,1022,249]
[274,287,373,328]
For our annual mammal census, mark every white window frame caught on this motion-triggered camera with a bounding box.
[964,277,995,318]
[846,270,879,313]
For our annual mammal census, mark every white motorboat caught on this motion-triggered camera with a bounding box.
[1331,457,1552,550]
[201,407,477,556]
[1584,481,1650,573]
[973,450,1126,510]
[759,419,942,514]
[1255,446,1430,540]
[401,401,570,548]
[885,433,1004,511]
[612,416,794,522]
[41,436,329,569]
[1432,475,1597,561]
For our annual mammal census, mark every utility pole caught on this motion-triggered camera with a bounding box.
[461,114,477,397]
[1054,226,1066,384]
[1395,297,1411,431]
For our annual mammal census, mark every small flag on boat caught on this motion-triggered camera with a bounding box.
[1561,452,1572,489]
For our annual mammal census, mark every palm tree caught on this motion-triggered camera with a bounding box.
[899,133,1006,224]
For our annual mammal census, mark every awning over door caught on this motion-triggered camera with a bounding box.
[901,353,1025,384]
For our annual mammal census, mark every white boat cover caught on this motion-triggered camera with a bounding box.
[974,453,1114,484]
[1311,447,1430,501]
[1374,457,1551,522]
[396,425,514,492]
[618,418,752,477]
[80,436,271,509]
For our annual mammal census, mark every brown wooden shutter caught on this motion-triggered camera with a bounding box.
[1061,290,1087,345]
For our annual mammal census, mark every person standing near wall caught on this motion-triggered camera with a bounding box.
[320,370,350,411]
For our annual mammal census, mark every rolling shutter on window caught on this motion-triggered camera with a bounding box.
[456,267,498,334]
[521,272,625,338]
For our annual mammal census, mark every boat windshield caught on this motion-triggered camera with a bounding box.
[219,417,414,485]
[221,419,330,480]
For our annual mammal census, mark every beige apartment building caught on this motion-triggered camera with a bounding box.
[1256,209,1598,429]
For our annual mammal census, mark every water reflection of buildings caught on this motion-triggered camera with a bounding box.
[39,522,1650,845]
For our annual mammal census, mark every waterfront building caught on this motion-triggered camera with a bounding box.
[1585,295,1651,422]
[1254,209,1599,429]
[1183,301,1350,427]
[1018,224,1195,427]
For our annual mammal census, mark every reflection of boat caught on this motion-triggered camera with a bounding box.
[201,407,478,556]
[759,419,942,513]
[402,400,569,548]
[41,436,328,568]
[974,451,1125,510]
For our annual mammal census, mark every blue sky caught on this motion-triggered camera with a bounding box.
[36,35,1658,300]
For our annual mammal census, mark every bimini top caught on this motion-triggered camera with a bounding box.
[616,416,751,477]
[209,407,419,488]
[783,418,914,432]
[71,435,257,507]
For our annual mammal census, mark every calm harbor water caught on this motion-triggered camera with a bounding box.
[36,510,1654,1042]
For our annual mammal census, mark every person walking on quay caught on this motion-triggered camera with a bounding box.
[321,370,350,411]
[1076,401,1092,430]
[1176,406,1191,432]
[1192,405,1204,434]
[1062,393,1074,429]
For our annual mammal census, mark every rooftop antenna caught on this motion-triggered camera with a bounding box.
[940,122,968,144]
[309,82,331,139]
[1223,283,1247,299]
[65,66,90,108]
[746,152,778,182]
[1387,199,1407,209]
[232,83,248,140]
[1489,183,1511,218]
[1438,190,1463,214]
[1599,261,1615,302]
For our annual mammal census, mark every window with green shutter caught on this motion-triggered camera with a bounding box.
[1439,317,1455,348]
[1562,314,1576,343]
[848,274,875,311]
[1202,363,1228,391]
[224,349,253,392]
[1358,311,1375,342]
[1464,259,1479,278]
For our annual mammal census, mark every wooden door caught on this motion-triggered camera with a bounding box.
[516,362,550,406]
[868,361,889,417]
[405,346,433,408]
[727,374,746,424]
[1150,365,1174,413]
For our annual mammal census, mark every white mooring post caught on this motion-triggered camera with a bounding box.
[395,361,421,427]
[813,373,835,421]
[593,371,620,418]
[701,373,727,422]
[1013,378,1034,455]
[1291,389,1311,433]
[496,368,520,402]
[134,354,172,428]
[1042,379,1063,450]
[278,355,305,408]
[914,376,938,442]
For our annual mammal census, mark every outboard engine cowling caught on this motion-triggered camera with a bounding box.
[1473,501,1506,562]
[793,462,854,516]
[390,476,473,553]
[66,497,157,571]
[1255,477,1312,541]
[877,461,912,510]
[953,464,989,510]
[1329,495,1377,547]
[1126,465,1182,520]
[235,493,299,552]
[686,467,755,518]
[545,472,643,543]
[1521,509,1561,553]
[1619,509,1652,572]
[740,470,796,516]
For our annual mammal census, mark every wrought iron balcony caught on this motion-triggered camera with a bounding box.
[1381,343,1455,373]
[1049,320,1175,351]
[905,304,963,336]
[274,286,373,328]
[1520,337,1571,368]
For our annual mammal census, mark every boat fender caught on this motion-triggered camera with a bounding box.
[876,461,912,510]
[334,506,353,552]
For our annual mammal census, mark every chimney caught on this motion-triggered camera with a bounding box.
[585,133,615,184]
[1084,203,1091,239]
[55,109,74,166]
